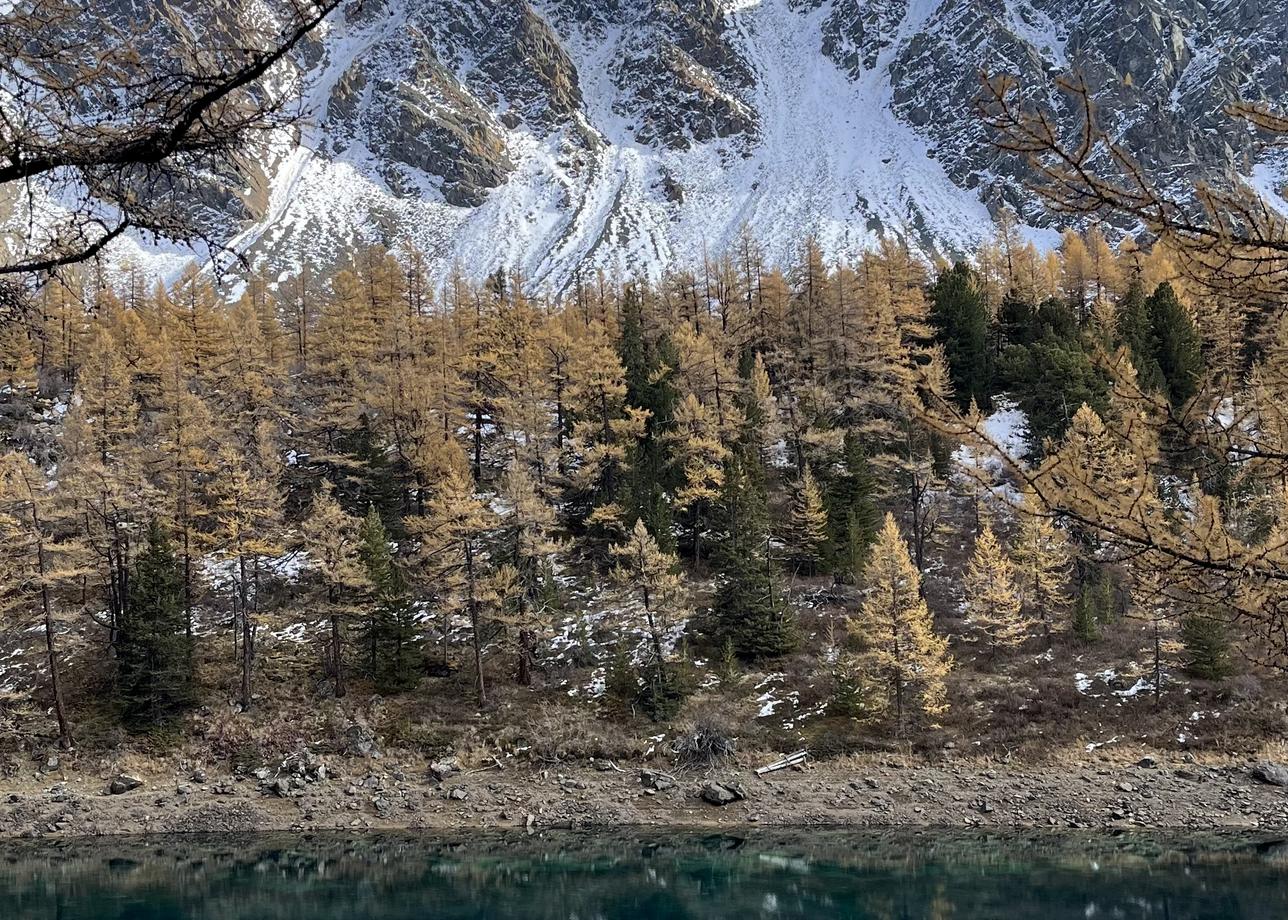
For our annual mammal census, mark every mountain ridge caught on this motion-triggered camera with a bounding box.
[110,0,1288,291]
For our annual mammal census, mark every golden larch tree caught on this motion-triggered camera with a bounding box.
[1012,487,1072,644]
[298,481,368,698]
[409,463,497,706]
[849,514,951,730]
[962,522,1030,653]
[612,518,687,705]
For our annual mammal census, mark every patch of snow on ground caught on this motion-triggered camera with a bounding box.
[981,398,1030,462]
[201,550,310,593]
[1114,677,1153,698]
[568,666,606,699]
[953,397,1031,506]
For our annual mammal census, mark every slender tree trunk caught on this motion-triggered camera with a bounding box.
[238,554,252,711]
[554,376,566,461]
[466,541,486,706]
[894,676,905,738]
[330,610,346,699]
[1037,573,1052,648]
[1153,617,1162,706]
[30,511,72,750]
[41,585,72,750]
[473,407,484,482]
[517,628,534,686]
[182,529,193,645]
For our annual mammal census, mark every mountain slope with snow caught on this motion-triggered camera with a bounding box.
[119,0,1288,291]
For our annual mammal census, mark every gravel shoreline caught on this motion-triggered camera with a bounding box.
[3,752,1288,839]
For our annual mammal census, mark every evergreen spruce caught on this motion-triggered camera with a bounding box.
[1072,569,1115,641]
[1147,282,1204,407]
[358,505,419,692]
[825,432,880,580]
[707,453,797,661]
[1093,569,1117,624]
[715,637,740,687]
[997,293,1036,347]
[604,642,638,713]
[118,520,195,728]
[1180,614,1234,681]
[618,286,679,546]
[1114,280,1164,391]
[997,339,1112,449]
[1072,588,1099,642]
[827,653,866,718]
[929,262,991,410]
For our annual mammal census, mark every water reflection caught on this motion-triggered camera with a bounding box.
[1,829,1285,919]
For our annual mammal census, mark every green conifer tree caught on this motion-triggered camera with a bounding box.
[929,262,991,410]
[1072,590,1099,642]
[118,521,195,728]
[1114,279,1164,391]
[827,653,867,718]
[1180,613,1234,681]
[707,453,796,660]
[1147,282,1204,407]
[618,286,679,545]
[825,431,880,579]
[358,505,419,692]
[604,642,638,714]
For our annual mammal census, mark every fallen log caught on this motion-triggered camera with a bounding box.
[755,750,808,776]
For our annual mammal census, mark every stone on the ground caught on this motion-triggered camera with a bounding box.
[429,759,459,782]
[106,775,143,795]
[1250,762,1288,787]
[342,721,380,758]
[640,769,674,791]
[700,781,746,806]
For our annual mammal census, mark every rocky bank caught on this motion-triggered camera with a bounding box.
[4,751,1288,839]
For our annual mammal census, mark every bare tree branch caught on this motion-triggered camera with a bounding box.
[0,0,347,276]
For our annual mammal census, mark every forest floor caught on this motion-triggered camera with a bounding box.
[3,745,1288,839]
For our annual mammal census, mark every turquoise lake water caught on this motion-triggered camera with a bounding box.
[2,829,1286,918]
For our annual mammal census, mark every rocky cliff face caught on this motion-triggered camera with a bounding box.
[125,0,1288,291]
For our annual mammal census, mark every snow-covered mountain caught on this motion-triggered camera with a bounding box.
[154,0,1288,290]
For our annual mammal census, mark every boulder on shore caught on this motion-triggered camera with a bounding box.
[699,780,747,806]
[1250,762,1288,787]
[106,775,143,795]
